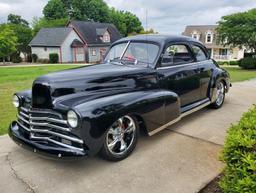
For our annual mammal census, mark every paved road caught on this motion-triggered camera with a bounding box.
[1,80,256,193]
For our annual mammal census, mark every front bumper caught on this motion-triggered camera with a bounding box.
[9,121,87,159]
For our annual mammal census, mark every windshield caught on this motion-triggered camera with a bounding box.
[104,42,159,67]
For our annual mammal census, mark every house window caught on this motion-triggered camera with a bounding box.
[44,47,47,51]
[206,32,213,44]
[219,49,228,56]
[192,31,200,40]
[92,49,97,56]
[103,32,110,43]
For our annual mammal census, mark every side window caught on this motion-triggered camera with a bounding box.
[192,45,207,62]
[161,44,193,67]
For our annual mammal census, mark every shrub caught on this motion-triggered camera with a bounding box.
[239,57,256,69]
[49,53,59,63]
[229,61,239,66]
[220,106,256,193]
[11,53,22,63]
[217,61,229,66]
[32,54,38,63]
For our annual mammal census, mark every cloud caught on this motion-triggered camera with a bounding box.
[0,0,255,34]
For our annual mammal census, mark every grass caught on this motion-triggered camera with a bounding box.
[0,65,256,135]
[0,65,80,135]
[222,66,256,82]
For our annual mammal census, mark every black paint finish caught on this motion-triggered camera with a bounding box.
[9,35,230,158]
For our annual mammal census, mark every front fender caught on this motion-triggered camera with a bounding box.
[72,90,179,156]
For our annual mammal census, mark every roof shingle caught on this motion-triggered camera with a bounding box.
[29,28,72,47]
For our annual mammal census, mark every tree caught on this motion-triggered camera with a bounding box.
[32,17,68,35]
[6,14,33,58]
[123,11,143,36]
[7,14,29,26]
[0,26,17,63]
[42,0,144,36]
[217,8,256,52]
[43,0,68,20]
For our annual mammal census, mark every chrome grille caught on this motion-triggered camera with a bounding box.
[17,106,84,151]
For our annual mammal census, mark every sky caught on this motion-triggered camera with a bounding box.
[0,0,255,34]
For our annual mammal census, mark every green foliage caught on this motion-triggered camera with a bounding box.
[8,24,32,54]
[6,14,33,56]
[217,8,256,51]
[49,53,59,63]
[43,0,68,20]
[32,17,68,35]
[42,0,144,36]
[7,14,29,26]
[0,26,17,60]
[11,53,22,63]
[217,61,239,66]
[32,54,38,63]
[220,106,256,193]
[239,57,256,69]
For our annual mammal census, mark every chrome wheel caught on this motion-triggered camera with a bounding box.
[216,82,225,106]
[106,115,136,156]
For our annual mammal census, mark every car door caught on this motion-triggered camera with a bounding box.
[190,43,213,100]
[157,43,201,107]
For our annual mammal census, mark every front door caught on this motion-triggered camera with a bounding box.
[157,43,201,107]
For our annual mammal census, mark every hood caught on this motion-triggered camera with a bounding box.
[32,63,158,108]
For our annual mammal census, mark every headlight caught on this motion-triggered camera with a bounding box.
[67,110,78,128]
[12,95,20,108]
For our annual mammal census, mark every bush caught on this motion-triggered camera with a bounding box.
[229,61,239,66]
[49,53,59,63]
[11,53,22,63]
[220,106,256,193]
[32,54,38,63]
[217,61,230,66]
[239,57,256,69]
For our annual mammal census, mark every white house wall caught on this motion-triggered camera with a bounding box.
[61,30,84,63]
[32,47,60,60]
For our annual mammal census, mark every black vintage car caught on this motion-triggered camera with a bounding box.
[9,35,231,161]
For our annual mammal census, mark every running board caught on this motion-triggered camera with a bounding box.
[148,99,211,136]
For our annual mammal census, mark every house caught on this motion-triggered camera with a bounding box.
[29,21,122,63]
[182,25,244,61]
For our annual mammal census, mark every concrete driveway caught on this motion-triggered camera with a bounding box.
[1,80,256,193]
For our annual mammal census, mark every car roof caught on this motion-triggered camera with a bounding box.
[114,34,202,46]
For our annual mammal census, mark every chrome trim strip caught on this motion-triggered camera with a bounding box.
[148,116,181,136]
[181,101,211,118]
[17,121,30,131]
[20,107,63,118]
[156,60,212,70]
[30,128,83,144]
[30,116,67,125]
[30,121,70,132]
[17,114,30,125]
[20,111,29,119]
[30,135,84,151]
[148,101,211,136]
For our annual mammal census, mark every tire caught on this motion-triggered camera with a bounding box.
[99,115,139,161]
[210,81,225,109]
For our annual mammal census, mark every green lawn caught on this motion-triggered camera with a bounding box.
[222,66,256,82]
[0,65,80,135]
[0,65,256,135]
